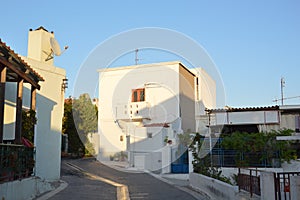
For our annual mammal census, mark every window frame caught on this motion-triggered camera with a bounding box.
[131,88,145,102]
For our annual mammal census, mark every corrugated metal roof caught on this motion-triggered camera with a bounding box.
[206,105,279,113]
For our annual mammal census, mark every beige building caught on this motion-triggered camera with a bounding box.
[0,27,67,199]
[22,27,67,181]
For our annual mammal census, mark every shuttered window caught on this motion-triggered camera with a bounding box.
[132,88,145,102]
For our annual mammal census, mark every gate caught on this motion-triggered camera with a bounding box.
[171,145,188,173]
[237,168,261,197]
[275,172,300,200]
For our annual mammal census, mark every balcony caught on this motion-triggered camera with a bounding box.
[129,101,151,120]
[0,144,35,183]
[115,101,151,121]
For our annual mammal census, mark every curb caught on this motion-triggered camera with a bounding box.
[146,171,209,200]
[35,180,68,200]
[101,161,144,174]
[103,163,210,200]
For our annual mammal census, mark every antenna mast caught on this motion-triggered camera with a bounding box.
[135,49,139,65]
[281,77,285,105]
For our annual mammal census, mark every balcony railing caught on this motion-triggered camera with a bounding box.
[115,102,151,120]
[129,101,151,120]
[0,144,35,183]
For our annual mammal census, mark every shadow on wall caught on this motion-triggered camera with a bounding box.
[3,83,61,180]
[3,84,57,140]
[3,122,15,141]
[100,93,199,161]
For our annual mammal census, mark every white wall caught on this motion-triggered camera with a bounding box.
[260,172,276,200]
[189,172,239,200]
[208,110,280,126]
[2,56,65,181]
[290,176,300,200]
[191,68,216,114]
[3,82,17,140]
[281,114,297,130]
[27,27,54,66]
[0,177,54,200]
[22,56,66,181]
[98,62,181,159]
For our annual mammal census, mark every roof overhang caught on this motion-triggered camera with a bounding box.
[0,39,44,89]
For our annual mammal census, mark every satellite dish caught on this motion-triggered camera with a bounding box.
[50,38,62,56]
[45,37,68,61]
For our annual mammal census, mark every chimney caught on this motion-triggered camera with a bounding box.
[27,26,55,65]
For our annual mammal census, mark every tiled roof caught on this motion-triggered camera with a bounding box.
[0,39,44,83]
[143,123,170,128]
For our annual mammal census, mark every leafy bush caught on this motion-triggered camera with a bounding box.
[22,109,37,143]
[221,129,297,167]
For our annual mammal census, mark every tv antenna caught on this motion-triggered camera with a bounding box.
[280,77,285,105]
[273,77,300,104]
[135,49,139,65]
[45,37,68,61]
[273,96,300,104]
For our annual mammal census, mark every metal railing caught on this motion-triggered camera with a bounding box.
[199,138,281,168]
[210,150,280,167]
[238,168,261,197]
[0,144,35,183]
[275,172,300,200]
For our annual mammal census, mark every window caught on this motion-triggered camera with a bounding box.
[132,88,145,102]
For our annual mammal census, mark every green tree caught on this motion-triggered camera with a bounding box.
[62,97,85,156]
[72,93,98,155]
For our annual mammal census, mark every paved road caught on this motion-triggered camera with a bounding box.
[48,158,204,200]
[48,159,116,200]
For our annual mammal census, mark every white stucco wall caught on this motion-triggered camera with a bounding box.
[22,56,66,181]
[191,68,216,115]
[2,53,65,181]
[189,172,239,200]
[1,28,66,200]
[27,27,54,66]
[98,61,216,172]
[98,62,182,159]
[280,114,297,131]
[3,83,17,140]
[191,68,216,134]
[0,177,54,200]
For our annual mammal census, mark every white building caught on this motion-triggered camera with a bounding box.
[204,105,300,135]
[22,27,66,180]
[0,27,66,199]
[98,61,215,173]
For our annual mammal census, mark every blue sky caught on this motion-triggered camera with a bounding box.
[0,1,299,107]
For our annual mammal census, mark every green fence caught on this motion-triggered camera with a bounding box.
[0,144,35,183]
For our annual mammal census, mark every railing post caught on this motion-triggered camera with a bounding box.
[250,169,253,197]
[238,168,241,192]
[15,79,24,144]
[0,65,6,143]
[274,172,278,200]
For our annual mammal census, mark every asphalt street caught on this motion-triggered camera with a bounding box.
[47,158,206,200]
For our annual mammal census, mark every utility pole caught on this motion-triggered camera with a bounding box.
[281,77,285,105]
